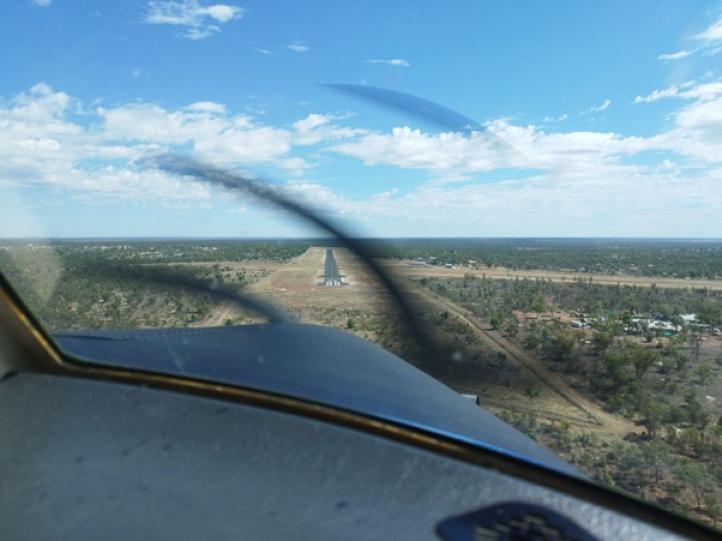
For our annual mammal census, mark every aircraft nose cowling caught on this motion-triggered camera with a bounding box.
[55,323,581,477]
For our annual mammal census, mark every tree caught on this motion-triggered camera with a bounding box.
[674,350,691,371]
[611,442,644,491]
[640,439,673,484]
[641,400,666,439]
[674,329,690,349]
[684,391,709,429]
[524,334,540,351]
[545,331,576,364]
[503,318,519,337]
[593,331,614,356]
[630,345,658,379]
[570,329,587,366]
[704,494,721,526]
[695,363,712,385]
[531,296,546,313]
[603,351,630,388]
[674,461,714,510]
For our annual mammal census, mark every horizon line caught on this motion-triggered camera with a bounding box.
[2,236,722,242]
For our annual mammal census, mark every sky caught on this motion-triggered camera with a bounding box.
[1,0,722,238]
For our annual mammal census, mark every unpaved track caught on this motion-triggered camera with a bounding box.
[191,302,235,328]
[410,284,638,435]
[389,261,722,290]
[473,397,599,427]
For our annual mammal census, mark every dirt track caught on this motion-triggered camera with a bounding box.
[191,302,235,327]
[409,284,638,435]
[389,261,722,290]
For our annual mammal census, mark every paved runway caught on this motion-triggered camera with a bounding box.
[324,248,342,286]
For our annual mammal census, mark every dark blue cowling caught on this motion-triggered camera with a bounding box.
[55,323,580,477]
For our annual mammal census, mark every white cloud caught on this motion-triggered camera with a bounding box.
[330,79,722,193]
[3,80,722,236]
[31,0,53,6]
[282,182,361,215]
[252,47,273,55]
[287,42,309,53]
[0,87,204,203]
[292,113,366,146]
[194,125,294,166]
[694,15,722,43]
[202,4,238,22]
[145,0,244,40]
[97,102,301,169]
[658,15,722,61]
[650,96,722,164]
[634,80,722,104]
[255,160,722,236]
[542,113,567,122]
[657,49,692,61]
[635,84,684,103]
[0,83,361,203]
[293,113,331,135]
[4,83,80,130]
[680,81,722,101]
[587,99,611,113]
[349,166,722,236]
[185,101,227,114]
[365,58,411,67]
[331,122,651,181]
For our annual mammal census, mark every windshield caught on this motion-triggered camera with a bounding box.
[2,0,722,530]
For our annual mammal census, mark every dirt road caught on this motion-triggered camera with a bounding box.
[389,261,722,290]
[191,302,235,328]
[409,284,638,434]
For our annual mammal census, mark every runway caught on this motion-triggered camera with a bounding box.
[323,248,343,286]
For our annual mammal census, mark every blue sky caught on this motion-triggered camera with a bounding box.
[1,0,722,237]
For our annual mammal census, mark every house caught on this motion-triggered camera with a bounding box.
[648,319,678,334]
